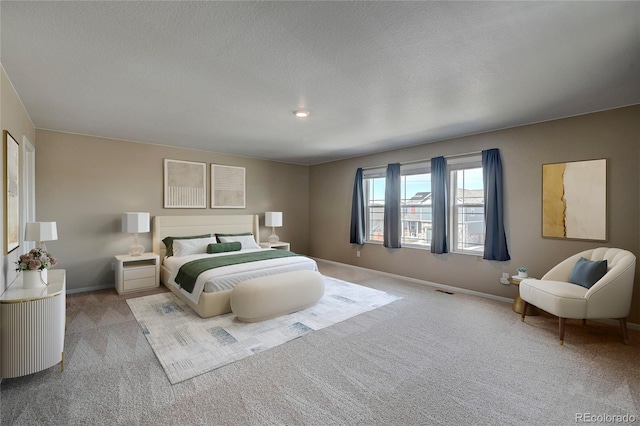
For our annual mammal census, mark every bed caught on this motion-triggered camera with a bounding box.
[152,215,318,318]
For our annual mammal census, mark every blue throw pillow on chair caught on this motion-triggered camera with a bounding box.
[569,257,607,289]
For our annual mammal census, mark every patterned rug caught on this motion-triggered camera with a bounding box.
[126,276,401,384]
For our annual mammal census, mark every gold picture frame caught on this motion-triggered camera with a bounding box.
[542,158,607,241]
[4,130,20,254]
[163,159,207,208]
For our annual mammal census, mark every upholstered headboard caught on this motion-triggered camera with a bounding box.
[152,215,260,259]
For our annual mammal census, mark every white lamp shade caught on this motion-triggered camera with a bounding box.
[25,222,58,242]
[265,212,283,227]
[122,212,150,233]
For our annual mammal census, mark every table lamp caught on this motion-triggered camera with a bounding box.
[265,212,282,243]
[122,212,150,256]
[25,222,58,252]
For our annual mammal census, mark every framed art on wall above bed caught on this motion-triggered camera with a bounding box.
[163,159,207,208]
[211,164,245,209]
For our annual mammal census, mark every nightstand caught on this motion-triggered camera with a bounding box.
[115,253,160,294]
[259,242,291,251]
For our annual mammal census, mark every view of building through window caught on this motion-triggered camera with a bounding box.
[364,159,485,254]
[451,167,484,253]
[366,176,385,242]
[400,173,432,246]
[365,169,432,246]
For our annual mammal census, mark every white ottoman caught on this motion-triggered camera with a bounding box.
[230,270,325,322]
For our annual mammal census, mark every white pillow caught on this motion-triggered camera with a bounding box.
[217,235,261,250]
[172,237,218,257]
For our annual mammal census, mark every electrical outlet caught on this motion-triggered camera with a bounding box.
[356,250,361,258]
[111,262,116,271]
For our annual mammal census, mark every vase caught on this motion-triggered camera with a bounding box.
[22,269,48,289]
[518,271,528,278]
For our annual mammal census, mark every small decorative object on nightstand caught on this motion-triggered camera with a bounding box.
[259,241,291,251]
[517,267,528,278]
[115,252,160,294]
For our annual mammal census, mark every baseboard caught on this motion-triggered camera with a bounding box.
[312,258,513,304]
[65,283,115,294]
[312,257,640,330]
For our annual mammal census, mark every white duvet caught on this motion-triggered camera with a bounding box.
[163,249,318,304]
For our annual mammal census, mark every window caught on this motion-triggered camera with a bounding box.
[362,156,484,255]
[449,156,484,254]
[364,163,431,246]
[364,168,385,242]
[399,164,431,247]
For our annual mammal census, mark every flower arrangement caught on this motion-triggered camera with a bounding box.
[16,248,58,272]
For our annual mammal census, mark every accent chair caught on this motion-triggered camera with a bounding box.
[519,247,636,345]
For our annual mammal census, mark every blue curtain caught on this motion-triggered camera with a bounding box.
[430,156,448,254]
[349,168,365,245]
[384,163,402,248]
[482,149,510,261]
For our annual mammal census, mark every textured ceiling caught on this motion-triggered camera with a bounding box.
[1,1,639,165]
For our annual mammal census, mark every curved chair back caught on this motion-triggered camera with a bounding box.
[585,249,635,318]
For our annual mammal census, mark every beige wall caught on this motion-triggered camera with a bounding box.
[5,60,640,327]
[35,130,309,292]
[309,106,640,323]
[1,66,36,295]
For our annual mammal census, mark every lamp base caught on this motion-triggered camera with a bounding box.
[268,233,280,243]
[129,233,144,256]
[128,243,145,256]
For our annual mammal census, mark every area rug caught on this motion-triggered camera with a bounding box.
[126,276,401,384]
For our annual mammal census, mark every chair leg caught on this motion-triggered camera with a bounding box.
[520,301,528,322]
[559,317,566,345]
[619,318,629,344]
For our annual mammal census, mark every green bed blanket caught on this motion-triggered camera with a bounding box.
[175,250,301,293]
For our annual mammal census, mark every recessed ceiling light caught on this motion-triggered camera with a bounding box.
[294,110,310,118]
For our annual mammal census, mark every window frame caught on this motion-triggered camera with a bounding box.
[363,167,386,244]
[363,162,432,248]
[361,154,485,256]
[399,162,432,248]
[448,155,484,256]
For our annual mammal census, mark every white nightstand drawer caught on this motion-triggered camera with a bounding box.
[123,276,156,292]
[123,267,155,281]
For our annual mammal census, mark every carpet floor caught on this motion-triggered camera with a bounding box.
[1,260,638,425]
[126,277,401,384]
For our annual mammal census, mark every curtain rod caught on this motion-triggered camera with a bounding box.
[362,150,482,171]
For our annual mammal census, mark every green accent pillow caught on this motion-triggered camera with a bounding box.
[215,232,253,243]
[162,234,211,257]
[207,242,242,254]
[569,257,608,289]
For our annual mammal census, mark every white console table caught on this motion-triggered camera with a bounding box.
[0,269,66,379]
